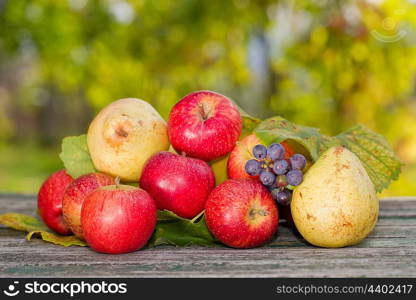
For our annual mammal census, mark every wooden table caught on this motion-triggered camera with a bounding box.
[1,194,415,278]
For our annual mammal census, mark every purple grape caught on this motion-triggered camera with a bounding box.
[290,154,306,170]
[275,189,292,206]
[276,175,288,188]
[287,169,303,186]
[272,159,289,175]
[253,144,267,159]
[259,170,276,186]
[268,179,278,190]
[245,159,262,176]
[267,143,285,161]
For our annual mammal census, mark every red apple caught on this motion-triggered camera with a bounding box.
[38,170,74,235]
[227,134,295,179]
[140,151,215,219]
[205,178,279,248]
[227,134,262,179]
[62,172,114,239]
[81,184,157,254]
[168,90,242,162]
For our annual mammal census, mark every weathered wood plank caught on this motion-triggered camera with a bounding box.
[1,195,416,278]
[0,240,415,277]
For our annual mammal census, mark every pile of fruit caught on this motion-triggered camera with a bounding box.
[0,90,402,254]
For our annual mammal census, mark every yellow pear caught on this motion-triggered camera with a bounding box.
[210,154,229,186]
[291,146,378,248]
[168,145,178,154]
[87,98,169,182]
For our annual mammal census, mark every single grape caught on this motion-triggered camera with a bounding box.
[259,170,276,186]
[267,143,285,161]
[272,159,289,175]
[253,144,267,159]
[275,189,292,206]
[268,179,278,190]
[290,154,306,170]
[276,175,288,188]
[245,159,262,176]
[286,169,303,186]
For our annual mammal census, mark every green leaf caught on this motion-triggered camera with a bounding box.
[0,213,87,247]
[334,125,402,192]
[156,209,192,222]
[26,231,88,247]
[59,134,96,178]
[254,116,401,192]
[230,99,262,136]
[0,213,49,232]
[238,106,261,136]
[147,210,217,247]
[255,116,335,160]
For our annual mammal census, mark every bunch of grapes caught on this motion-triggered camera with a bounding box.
[244,143,306,206]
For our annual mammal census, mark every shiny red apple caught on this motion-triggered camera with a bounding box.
[62,172,114,239]
[140,151,215,219]
[38,169,74,235]
[81,184,157,254]
[205,178,279,248]
[168,90,242,162]
[227,134,295,179]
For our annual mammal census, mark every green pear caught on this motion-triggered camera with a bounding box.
[291,146,378,248]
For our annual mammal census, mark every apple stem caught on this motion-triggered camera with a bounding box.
[115,176,121,188]
[198,102,211,121]
[249,209,268,219]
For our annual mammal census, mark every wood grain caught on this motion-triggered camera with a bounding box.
[1,194,415,278]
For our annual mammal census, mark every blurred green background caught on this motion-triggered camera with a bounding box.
[0,0,415,196]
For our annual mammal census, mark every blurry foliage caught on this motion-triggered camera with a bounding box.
[0,0,415,196]
[0,143,62,193]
